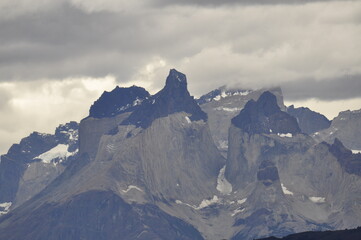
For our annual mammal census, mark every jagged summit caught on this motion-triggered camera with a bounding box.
[196,85,253,105]
[121,69,207,128]
[231,91,300,134]
[166,68,187,87]
[89,85,150,118]
[287,105,331,134]
[328,138,361,176]
[312,108,361,150]
[256,91,281,115]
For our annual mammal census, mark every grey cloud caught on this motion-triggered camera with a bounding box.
[0,3,207,82]
[0,5,140,80]
[0,0,360,100]
[0,89,11,110]
[152,0,353,7]
[282,75,361,100]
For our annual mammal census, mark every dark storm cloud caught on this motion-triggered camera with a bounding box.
[0,0,360,91]
[282,75,361,100]
[0,2,209,82]
[0,4,143,81]
[0,0,359,95]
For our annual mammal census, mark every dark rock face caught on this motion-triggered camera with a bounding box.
[257,227,361,240]
[89,86,150,118]
[257,161,280,186]
[232,91,300,135]
[0,190,204,240]
[287,105,331,135]
[328,138,361,176]
[122,69,207,128]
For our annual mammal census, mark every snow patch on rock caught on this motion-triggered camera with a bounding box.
[122,185,143,193]
[34,144,74,164]
[213,95,221,101]
[0,202,12,216]
[233,90,251,96]
[237,198,247,205]
[175,196,220,210]
[231,208,245,217]
[218,140,228,150]
[277,133,293,138]
[216,166,232,195]
[196,195,219,210]
[132,98,143,106]
[309,196,326,203]
[175,200,197,209]
[215,107,241,112]
[281,183,294,195]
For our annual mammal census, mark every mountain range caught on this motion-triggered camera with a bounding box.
[0,69,360,240]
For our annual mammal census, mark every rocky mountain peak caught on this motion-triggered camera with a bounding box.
[121,69,207,128]
[256,91,281,115]
[165,68,187,90]
[327,138,361,176]
[54,121,79,152]
[287,105,331,134]
[231,91,301,134]
[89,85,150,118]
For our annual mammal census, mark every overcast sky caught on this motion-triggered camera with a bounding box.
[0,0,360,154]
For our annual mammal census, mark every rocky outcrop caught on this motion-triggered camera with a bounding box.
[89,86,150,118]
[287,105,331,135]
[80,85,150,159]
[78,112,131,159]
[327,138,361,176]
[226,92,361,239]
[0,132,57,204]
[232,91,300,135]
[0,122,78,211]
[198,86,286,155]
[122,69,207,129]
[313,109,361,150]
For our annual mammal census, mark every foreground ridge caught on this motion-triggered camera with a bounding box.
[258,226,361,240]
